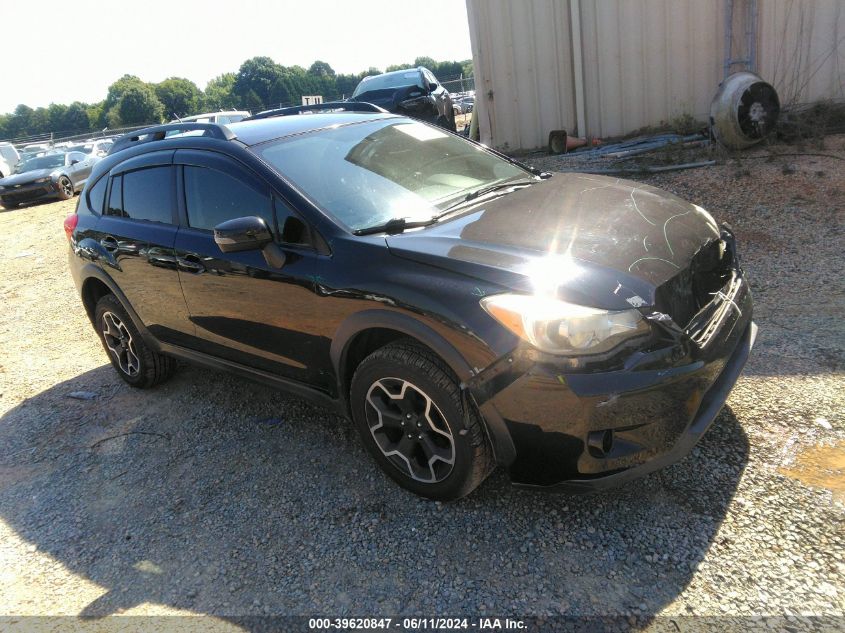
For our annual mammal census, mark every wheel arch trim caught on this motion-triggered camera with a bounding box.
[78,264,158,349]
[331,309,516,465]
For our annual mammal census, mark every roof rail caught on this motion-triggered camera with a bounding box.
[244,101,388,121]
[108,122,237,155]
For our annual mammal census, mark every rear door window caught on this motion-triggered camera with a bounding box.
[107,166,174,224]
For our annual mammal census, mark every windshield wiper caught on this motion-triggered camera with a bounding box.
[434,178,539,218]
[352,217,437,236]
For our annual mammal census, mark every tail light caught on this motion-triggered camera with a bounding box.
[64,214,79,242]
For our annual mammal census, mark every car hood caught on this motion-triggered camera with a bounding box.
[385,173,721,311]
[0,168,56,186]
[352,85,427,110]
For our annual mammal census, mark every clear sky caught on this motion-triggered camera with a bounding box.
[1,0,473,115]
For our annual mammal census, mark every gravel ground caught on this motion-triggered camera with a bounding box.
[0,136,843,630]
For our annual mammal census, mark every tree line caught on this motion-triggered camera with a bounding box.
[0,56,473,141]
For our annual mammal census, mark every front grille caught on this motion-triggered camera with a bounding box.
[654,238,734,328]
[2,187,49,203]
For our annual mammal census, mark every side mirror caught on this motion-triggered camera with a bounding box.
[428,82,438,92]
[213,216,272,253]
[70,159,80,165]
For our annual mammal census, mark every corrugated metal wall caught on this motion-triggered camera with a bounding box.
[466,0,845,150]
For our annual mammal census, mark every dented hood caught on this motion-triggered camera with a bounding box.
[385,173,721,311]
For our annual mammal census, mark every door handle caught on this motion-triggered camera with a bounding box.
[100,236,118,252]
[178,254,205,274]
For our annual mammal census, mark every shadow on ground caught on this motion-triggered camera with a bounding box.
[0,363,749,623]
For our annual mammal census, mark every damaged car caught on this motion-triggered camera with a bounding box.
[350,67,456,131]
[66,111,755,500]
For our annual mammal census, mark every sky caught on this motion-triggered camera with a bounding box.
[1,0,473,115]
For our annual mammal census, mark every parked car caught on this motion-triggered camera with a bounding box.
[0,151,94,208]
[350,67,456,131]
[67,139,114,158]
[66,111,755,500]
[0,142,20,179]
[172,110,251,125]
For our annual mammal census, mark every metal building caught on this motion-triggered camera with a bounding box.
[465,0,845,149]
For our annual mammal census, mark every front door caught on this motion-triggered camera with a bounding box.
[172,151,333,391]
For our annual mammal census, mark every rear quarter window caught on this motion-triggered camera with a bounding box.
[85,176,107,215]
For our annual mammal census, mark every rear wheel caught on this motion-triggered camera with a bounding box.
[57,176,74,200]
[350,340,493,500]
[94,294,176,388]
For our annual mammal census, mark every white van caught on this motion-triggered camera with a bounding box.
[0,143,21,178]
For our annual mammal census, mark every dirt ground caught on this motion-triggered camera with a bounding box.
[0,136,843,629]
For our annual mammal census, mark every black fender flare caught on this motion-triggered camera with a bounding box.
[330,309,516,465]
[77,263,159,350]
[330,309,474,388]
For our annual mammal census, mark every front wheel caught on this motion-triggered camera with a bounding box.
[350,341,493,500]
[94,294,176,388]
[57,176,74,200]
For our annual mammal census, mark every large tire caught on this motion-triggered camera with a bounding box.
[94,294,176,388]
[57,176,74,200]
[350,340,493,501]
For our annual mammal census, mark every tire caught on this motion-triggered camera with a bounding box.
[350,340,493,501]
[0,201,18,210]
[94,294,176,388]
[57,176,74,200]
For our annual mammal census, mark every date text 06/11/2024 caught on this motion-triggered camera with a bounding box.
[308,618,527,630]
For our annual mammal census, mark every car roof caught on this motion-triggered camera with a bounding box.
[227,111,399,146]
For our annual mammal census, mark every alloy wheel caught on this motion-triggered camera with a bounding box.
[101,311,140,376]
[364,377,455,483]
[60,178,73,198]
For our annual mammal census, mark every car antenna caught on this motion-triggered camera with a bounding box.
[173,113,183,123]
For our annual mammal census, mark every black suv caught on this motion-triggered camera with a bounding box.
[350,67,456,131]
[67,109,755,500]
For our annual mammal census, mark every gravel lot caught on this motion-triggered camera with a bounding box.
[0,136,843,629]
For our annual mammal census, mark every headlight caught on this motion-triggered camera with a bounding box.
[481,294,651,355]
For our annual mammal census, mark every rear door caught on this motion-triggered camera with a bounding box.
[172,149,333,390]
[91,151,194,345]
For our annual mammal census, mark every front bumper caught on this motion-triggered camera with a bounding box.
[0,181,57,205]
[473,266,755,491]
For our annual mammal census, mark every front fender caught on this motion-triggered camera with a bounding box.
[330,308,516,466]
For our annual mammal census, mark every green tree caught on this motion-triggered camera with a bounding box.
[155,77,202,119]
[307,60,335,78]
[115,85,164,126]
[233,57,285,110]
[203,73,236,110]
[87,103,104,131]
[47,104,68,131]
[104,74,147,111]
[63,102,91,132]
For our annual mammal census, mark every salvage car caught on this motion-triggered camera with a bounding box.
[350,67,456,131]
[0,151,94,208]
[66,111,755,500]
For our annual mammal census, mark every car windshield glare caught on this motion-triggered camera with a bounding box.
[16,155,65,173]
[352,71,425,96]
[255,119,528,232]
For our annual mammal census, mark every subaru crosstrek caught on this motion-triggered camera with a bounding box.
[66,109,756,500]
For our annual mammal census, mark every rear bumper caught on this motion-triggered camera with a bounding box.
[474,269,755,491]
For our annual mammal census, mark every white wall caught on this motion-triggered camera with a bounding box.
[466,0,845,150]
